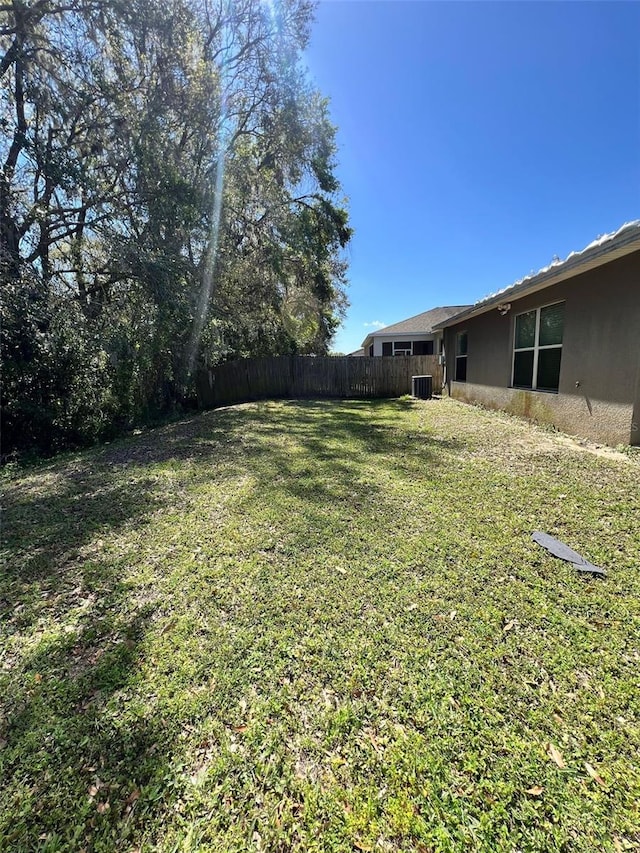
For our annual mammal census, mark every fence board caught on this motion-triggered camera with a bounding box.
[196,355,443,409]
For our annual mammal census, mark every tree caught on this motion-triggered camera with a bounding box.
[1,0,351,453]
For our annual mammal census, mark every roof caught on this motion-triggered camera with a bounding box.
[348,348,365,357]
[433,220,640,330]
[360,305,471,347]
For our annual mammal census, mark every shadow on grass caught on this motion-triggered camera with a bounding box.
[0,397,462,850]
[3,396,459,644]
[0,607,166,849]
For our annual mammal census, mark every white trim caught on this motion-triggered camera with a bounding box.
[393,341,413,356]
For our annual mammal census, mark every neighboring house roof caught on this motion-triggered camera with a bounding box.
[348,348,365,357]
[434,220,640,330]
[361,305,471,347]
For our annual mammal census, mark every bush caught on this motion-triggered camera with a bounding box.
[1,274,115,455]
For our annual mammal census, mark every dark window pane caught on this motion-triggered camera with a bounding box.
[394,341,412,350]
[537,347,562,391]
[515,311,536,349]
[414,340,434,355]
[539,303,564,347]
[382,342,392,356]
[513,350,534,387]
[455,355,467,382]
[368,344,373,357]
[456,332,468,356]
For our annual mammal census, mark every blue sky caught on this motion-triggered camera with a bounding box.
[304,1,640,353]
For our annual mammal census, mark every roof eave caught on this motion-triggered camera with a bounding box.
[433,229,640,330]
[361,329,435,346]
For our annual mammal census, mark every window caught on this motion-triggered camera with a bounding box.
[455,332,467,381]
[368,344,374,357]
[512,302,564,392]
[438,337,444,355]
[382,342,392,356]
[393,341,412,356]
[413,340,434,356]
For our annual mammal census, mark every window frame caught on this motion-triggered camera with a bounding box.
[511,300,564,393]
[455,331,468,382]
[393,341,413,356]
[412,340,434,356]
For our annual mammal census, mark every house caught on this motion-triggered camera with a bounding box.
[434,221,640,446]
[361,306,471,357]
[347,348,365,357]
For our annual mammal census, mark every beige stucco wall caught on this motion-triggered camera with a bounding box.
[450,382,635,446]
[443,249,640,446]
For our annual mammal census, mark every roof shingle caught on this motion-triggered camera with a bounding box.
[362,306,471,342]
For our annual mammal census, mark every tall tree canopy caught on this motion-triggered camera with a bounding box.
[1,0,351,452]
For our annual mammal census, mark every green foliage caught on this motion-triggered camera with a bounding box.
[1,272,114,453]
[1,0,351,454]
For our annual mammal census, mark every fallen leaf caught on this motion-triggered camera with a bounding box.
[354,842,372,852]
[366,731,381,752]
[233,724,248,733]
[34,673,42,684]
[503,619,516,632]
[96,801,110,814]
[526,785,544,796]
[88,785,99,798]
[611,838,636,852]
[449,610,457,621]
[336,567,347,575]
[546,742,566,769]
[585,762,606,787]
[405,603,418,612]
[159,617,178,636]
[126,788,141,805]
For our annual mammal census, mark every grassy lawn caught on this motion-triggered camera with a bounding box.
[2,398,639,853]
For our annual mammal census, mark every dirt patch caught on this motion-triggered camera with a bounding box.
[548,432,638,464]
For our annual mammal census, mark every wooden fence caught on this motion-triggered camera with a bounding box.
[196,355,443,408]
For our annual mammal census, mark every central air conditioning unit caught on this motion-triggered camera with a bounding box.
[412,374,433,399]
